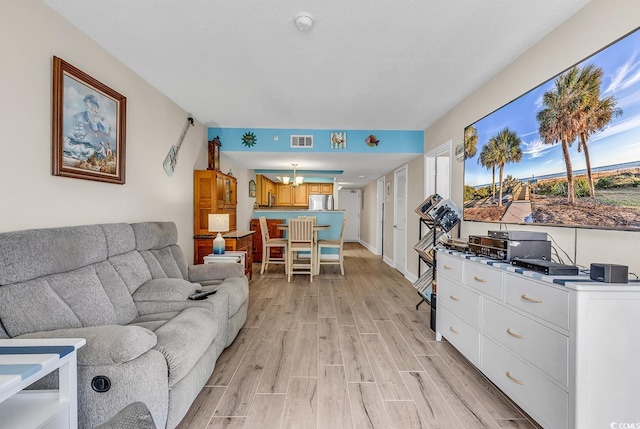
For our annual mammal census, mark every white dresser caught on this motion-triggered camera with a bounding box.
[436,249,640,429]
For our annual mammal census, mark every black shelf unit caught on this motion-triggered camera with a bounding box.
[412,195,462,323]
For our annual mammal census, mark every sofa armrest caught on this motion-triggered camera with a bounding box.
[188,262,244,282]
[17,325,157,365]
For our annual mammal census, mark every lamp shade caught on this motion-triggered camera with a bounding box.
[208,214,229,233]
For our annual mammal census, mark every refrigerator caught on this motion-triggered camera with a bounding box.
[308,194,334,211]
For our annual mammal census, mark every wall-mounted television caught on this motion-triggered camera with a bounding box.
[463,26,640,231]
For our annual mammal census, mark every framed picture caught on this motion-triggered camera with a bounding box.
[330,132,347,149]
[249,179,256,197]
[52,56,126,184]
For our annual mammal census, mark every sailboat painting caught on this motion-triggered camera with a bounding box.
[52,56,127,184]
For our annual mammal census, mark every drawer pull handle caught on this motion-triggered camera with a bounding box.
[449,326,460,334]
[521,294,542,303]
[443,264,453,270]
[506,371,525,385]
[473,276,487,283]
[449,295,460,302]
[507,328,525,339]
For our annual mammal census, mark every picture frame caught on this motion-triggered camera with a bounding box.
[52,56,126,184]
[249,179,256,198]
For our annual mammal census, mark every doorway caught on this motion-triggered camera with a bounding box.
[393,166,407,275]
[338,189,361,242]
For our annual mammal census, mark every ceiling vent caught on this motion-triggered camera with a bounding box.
[290,135,313,148]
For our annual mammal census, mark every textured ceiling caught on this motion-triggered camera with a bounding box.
[43,0,590,187]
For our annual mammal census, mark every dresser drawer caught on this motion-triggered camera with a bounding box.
[437,277,481,328]
[437,253,463,283]
[464,263,503,300]
[437,306,480,366]
[505,273,569,329]
[483,299,568,387]
[482,338,568,429]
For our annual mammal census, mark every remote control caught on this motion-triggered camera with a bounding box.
[188,290,217,300]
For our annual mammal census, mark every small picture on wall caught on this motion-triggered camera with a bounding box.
[249,179,256,197]
[330,132,347,149]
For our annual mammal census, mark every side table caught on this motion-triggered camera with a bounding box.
[0,338,86,429]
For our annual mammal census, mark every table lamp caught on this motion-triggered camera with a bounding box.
[208,214,230,254]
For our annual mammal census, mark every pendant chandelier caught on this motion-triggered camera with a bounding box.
[282,163,304,188]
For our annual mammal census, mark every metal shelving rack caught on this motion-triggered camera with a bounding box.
[412,195,461,312]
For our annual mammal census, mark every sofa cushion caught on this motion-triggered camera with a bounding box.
[132,222,177,251]
[215,277,249,317]
[0,225,107,285]
[93,261,139,325]
[17,325,157,365]
[188,263,244,282]
[0,278,82,337]
[132,279,197,302]
[139,247,185,280]
[46,265,122,327]
[99,223,136,257]
[152,307,219,387]
[109,251,153,294]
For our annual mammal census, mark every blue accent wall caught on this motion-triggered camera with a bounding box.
[208,128,423,154]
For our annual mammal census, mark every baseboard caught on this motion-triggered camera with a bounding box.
[359,240,380,255]
[383,255,394,267]
[405,271,418,283]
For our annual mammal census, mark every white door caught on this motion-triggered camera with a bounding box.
[394,167,407,274]
[338,189,360,242]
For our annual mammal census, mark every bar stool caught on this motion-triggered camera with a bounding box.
[317,217,347,275]
[259,216,287,274]
[287,218,315,282]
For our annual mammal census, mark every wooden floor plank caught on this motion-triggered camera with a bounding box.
[383,400,427,429]
[402,371,463,429]
[417,355,499,429]
[176,386,225,429]
[244,393,286,429]
[361,334,411,400]
[374,320,424,371]
[319,317,342,365]
[206,417,245,429]
[207,328,255,387]
[338,325,375,383]
[214,340,270,417]
[389,312,438,356]
[300,295,319,323]
[257,330,296,394]
[318,293,336,318]
[347,383,392,429]
[282,377,318,429]
[317,366,353,429]
[290,323,319,377]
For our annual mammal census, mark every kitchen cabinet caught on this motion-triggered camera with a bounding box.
[256,174,276,206]
[436,250,640,429]
[194,170,237,236]
[308,183,333,195]
[275,184,308,206]
[250,218,285,262]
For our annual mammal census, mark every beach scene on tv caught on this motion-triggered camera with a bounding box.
[463,27,640,231]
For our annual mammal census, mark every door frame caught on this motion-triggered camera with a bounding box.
[424,139,452,198]
[393,165,408,275]
[376,177,384,255]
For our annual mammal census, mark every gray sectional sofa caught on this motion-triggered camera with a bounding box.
[0,221,249,429]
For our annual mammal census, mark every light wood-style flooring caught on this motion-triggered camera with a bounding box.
[177,243,542,429]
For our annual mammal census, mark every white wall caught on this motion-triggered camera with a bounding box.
[423,0,640,273]
[0,1,210,262]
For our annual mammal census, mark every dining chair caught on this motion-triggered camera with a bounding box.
[259,216,287,274]
[317,217,347,275]
[287,218,315,282]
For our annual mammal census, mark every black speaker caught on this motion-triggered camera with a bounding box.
[590,263,628,283]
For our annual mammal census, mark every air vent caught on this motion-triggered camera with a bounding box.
[291,135,313,148]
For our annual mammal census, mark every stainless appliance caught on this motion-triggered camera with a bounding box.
[267,192,275,207]
[308,194,334,211]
